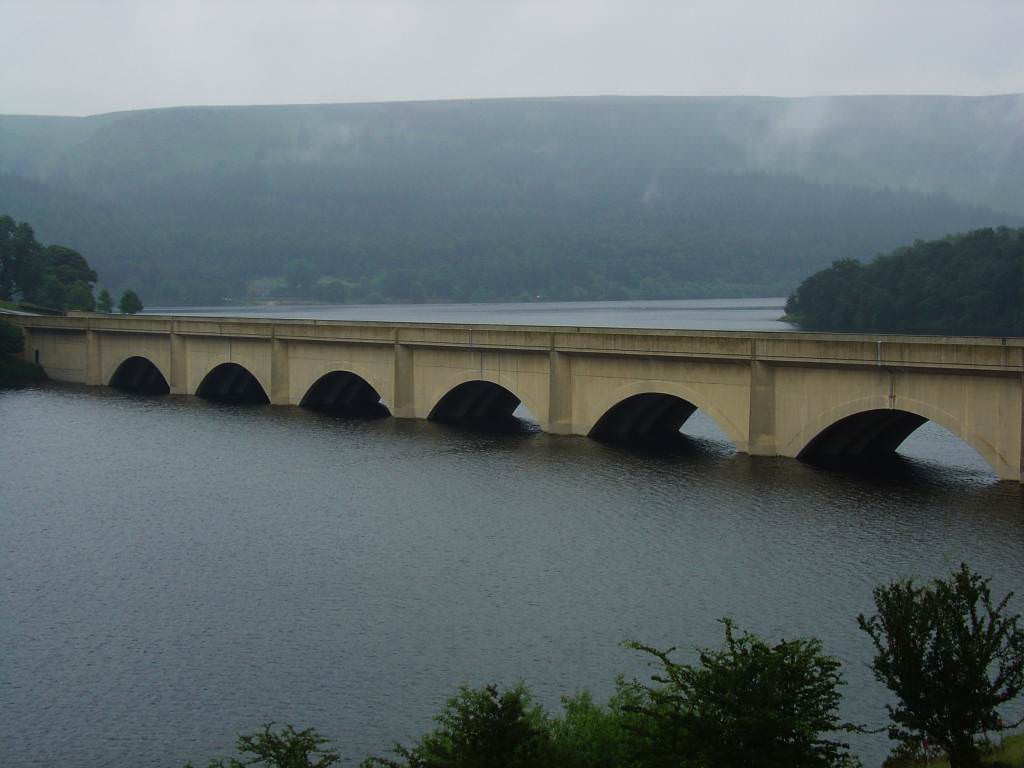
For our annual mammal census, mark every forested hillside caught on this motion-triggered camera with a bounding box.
[1,95,1021,305]
[785,227,1024,336]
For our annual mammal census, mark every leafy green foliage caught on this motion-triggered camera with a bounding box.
[548,686,646,768]
[118,288,143,314]
[96,287,113,313]
[0,318,45,388]
[0,213,110,310]
[66,280,96,311]
[0,317,24,355]
[362,683,561,768]
[624,619,858,768]
[43,244,97,286]
[0,214,42,301]
[186,723,339,768]
[787,227,1024,336]
[858,564,1024,768]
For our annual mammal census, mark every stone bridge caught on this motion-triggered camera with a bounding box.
[12,313,1024,481]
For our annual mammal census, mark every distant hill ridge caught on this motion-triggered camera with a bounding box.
[0,95,1021,304]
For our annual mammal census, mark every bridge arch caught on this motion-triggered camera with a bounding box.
[583,381,745,448]
[196,362,270,404]
[108,356,170,395]
[300,370,390,418]
[788,395,1007,477]
[427,372,543,430]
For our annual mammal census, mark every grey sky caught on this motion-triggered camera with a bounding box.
[2,0,1022,116]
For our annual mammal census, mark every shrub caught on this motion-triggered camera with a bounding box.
[859,563,1024,768]
[185,723,339,768]
[362,683,561,768]
[624,619,858,768]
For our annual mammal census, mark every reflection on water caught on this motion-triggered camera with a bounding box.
[1,383,1021,768]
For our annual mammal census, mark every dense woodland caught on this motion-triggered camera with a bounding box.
[786,227,1024,336]
[1,96,1021,305]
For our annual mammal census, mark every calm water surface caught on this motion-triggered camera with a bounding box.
[2,301,1022,768]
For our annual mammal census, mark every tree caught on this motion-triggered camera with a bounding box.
[624,619,857,768]
[43,245,97,286]
[363,683,561,768]
[0,318,24,355]
[1,215,104,308]
[96,288,113,313]
[858,564,1024,768]
[0,215,41,301]
[65,280,96,311]
[186,723,339,768]
[788,227,1024,336]
[118,289,144,314]
[547,686,645,768]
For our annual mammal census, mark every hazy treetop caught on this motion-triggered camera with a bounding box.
[2,0,1023,117]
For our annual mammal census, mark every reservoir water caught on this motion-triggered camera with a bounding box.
[2,299,1022,767]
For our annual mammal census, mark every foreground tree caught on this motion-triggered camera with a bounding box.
[548,687,645,768]
[363,683,560,768]
[186,723,339,768]
[118,288,144,314]
[858,564,1024,768]
[625,619,857,768]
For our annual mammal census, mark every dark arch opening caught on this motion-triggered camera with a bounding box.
[798,409,928,468]
[428,380,529,431]
[589,393,700,445]
[300,371,389,418]
[196,363,269,404]
[109,356,169,395]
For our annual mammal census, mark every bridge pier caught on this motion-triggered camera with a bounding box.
[547,350,573,435]
[85,330,102,386]
[169,332,188,395]
[745,360,776,455]
[392,342,415,418]
[270,338,290,405]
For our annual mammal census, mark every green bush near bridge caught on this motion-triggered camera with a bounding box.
[0,317,44,388]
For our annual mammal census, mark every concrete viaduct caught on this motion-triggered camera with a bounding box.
[12,313,1024,482]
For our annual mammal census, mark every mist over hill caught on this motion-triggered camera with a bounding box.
[1,95,1021,305]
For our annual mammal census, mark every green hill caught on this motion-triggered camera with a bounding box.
[1,95,1021,305]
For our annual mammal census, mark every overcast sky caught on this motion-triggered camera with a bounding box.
[2,0,1022,116]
